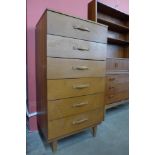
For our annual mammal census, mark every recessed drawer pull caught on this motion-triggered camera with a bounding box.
[72,66,89,70]
[109,95,114,98]
[73,25,90,32]
[73,84,90,89]
[73,46,89,51]
[109,78,115,81]
[72,118,88,125]
[114,63,118,68]
[72,102,88,107]
[109,86,115,89]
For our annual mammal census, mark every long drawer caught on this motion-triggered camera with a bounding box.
[47,57,106,79]
[48,109,103,139]
[106,58,129,72]
[106,91,129,104]
[48,93,105,120]
[47,11,107,43]
[47,35,107,60]
[47,77,106,100]
[106,74,129,84]
[106,82,129,94]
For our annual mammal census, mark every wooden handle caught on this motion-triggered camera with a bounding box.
[72,66,88,70]
[73,46,89,51]
[73,84,90,89]
[73,25,90,32]
[72,102,88,107]
[72,118,88,125]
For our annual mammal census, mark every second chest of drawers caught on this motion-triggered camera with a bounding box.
[106,74,129,105]
[36,9,108,152]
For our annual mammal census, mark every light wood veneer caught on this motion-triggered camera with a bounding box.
[36,9,107,152]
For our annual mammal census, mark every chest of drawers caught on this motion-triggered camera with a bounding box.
[36,9,108,152]
[106,74,129,105]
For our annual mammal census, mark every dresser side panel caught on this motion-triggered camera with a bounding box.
[35,12,48,139]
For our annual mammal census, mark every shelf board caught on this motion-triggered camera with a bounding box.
[97,1,129,21]
[108,37,129,46]
[97,18,129,33]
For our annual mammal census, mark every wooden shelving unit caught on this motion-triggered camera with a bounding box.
[97,18,129,33]
[108,37,129,46]
[88,0,129,108]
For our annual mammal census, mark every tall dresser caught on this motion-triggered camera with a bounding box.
[36,9,108,152]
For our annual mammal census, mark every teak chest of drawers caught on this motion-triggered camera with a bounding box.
[36,9,108,152]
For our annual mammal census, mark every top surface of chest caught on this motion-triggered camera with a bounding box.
[45,10,108,43]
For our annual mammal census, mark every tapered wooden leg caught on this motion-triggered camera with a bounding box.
[51,141,58,152]
[92,126,97,137]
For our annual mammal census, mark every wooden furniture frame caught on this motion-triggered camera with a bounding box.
[36,9,107,152]
[88,0,129,108]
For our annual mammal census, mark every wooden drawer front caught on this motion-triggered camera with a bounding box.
[48,109,103,139]
[106,59,129,72]
[48,93,105,120]
[47,11,107,43]
[47,58,106,79]
[106,59,121,72]
[107,74,129,84]
[106,82,129,94]
[47,77,106,100]
[106,91,129,104]
[47,35,107,60]
[122,59,129,71]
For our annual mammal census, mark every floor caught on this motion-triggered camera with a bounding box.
[27,103,129,155]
